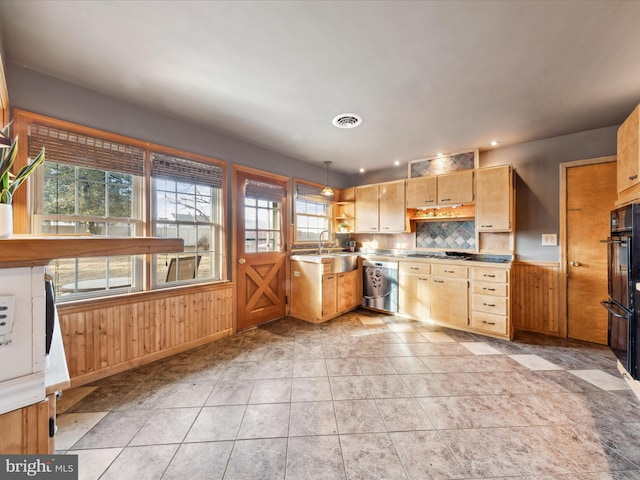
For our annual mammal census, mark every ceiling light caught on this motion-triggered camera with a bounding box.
[321,161,334,196]
[359,168,365,173]
[436,152,444,157]
[490,140,499,146]
[394,160,400,166]
[332,113,362,129]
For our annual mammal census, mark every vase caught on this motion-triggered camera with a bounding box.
[0,204,13,239]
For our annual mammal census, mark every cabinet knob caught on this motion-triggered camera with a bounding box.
[238,258,246,264]
[483,302,496,307]
[483,274,496,278]
[571,261,580,267]
[630,175,638,181]
[483,287,496,291]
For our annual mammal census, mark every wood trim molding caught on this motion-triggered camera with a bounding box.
[558,155,616,338]
[57,280,233,314]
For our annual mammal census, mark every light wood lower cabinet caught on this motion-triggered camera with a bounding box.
[431,276,469,327]
[291,260,360,323]
[399,263,431,320]
[0,398,51,454]
[396,261,512,340]
[471,267,511,337]
[337,270,360,312]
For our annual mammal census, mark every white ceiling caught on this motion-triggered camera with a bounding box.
[1,0,640,174]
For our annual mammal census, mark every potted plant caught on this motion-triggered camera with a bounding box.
[0,121,46,238]
[338,221,349,233]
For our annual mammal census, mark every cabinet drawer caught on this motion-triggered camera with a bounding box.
[473,268,508,283]
[473,294,508,315]
[432,264,468,279]
[473,281,508,297]
[400,262,431,275]
[472,311,508,335]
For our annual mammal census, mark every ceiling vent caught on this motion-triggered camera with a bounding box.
[332,113,362,129]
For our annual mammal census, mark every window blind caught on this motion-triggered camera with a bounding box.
[151,152,223,188]
[28,124,145,176]
[245,179,285,202]
[296,182,330,203]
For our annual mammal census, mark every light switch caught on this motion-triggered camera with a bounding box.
[541,234,557,246]
[0,295,15,346]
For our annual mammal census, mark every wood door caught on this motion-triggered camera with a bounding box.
[234,167,288,331]
[567,161,616,344]
[355,184,379,232]
[379,180,406,232]
[406,176,437,208]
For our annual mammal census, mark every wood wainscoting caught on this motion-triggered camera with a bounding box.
[512,261,561,336]
[57,282,234,387]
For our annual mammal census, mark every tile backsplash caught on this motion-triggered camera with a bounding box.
[416,221,475,249]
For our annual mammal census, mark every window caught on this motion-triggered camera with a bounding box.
[152,152,224,285]
[243,179,284,253]
[23,112,229,300]
[30,124,144,299]
[294,180,332,243]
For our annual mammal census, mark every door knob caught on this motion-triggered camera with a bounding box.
[571,261,580,267]
[238,258,246,265]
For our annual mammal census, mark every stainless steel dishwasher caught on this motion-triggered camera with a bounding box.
[362,260,399,313]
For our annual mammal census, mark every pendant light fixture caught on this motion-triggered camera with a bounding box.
[321,161,334,196]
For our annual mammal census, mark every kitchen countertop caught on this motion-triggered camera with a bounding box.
[359,252,512,267]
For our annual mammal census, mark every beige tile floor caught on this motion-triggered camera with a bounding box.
[56,309,640,480]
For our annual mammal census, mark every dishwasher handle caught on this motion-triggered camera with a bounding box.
[600,300,629,319]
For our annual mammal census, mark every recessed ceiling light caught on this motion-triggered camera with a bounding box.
[394,160,400,166]
[332,113,362,129]
[359,168,365,173]
[490,140,499,147]
[436,152,444,157]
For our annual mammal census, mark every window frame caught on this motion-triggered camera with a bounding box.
[15,109,228,302]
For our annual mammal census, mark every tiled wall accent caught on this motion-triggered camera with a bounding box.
[416,221,476,249]
[410,151,475,177]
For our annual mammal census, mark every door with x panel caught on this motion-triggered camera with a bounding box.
[234,167,288,331]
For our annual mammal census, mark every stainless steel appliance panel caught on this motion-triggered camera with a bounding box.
[362,260,398,313]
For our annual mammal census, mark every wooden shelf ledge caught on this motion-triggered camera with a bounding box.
[0,236,184,268]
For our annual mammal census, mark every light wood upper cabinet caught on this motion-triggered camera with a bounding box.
[476,165,513,231]
[406,176,437,208]
[355,184,379,232]
[618,104,640,194]
[437,170,474,205]
[379,180,406,232]
[355,180,406,233]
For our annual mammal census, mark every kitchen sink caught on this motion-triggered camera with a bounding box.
[291,253,359,273]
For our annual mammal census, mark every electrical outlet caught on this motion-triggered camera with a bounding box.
[0,295,15,346]
[541,234,557,246]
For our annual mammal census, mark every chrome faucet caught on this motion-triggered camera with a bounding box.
[318,230,332,254]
